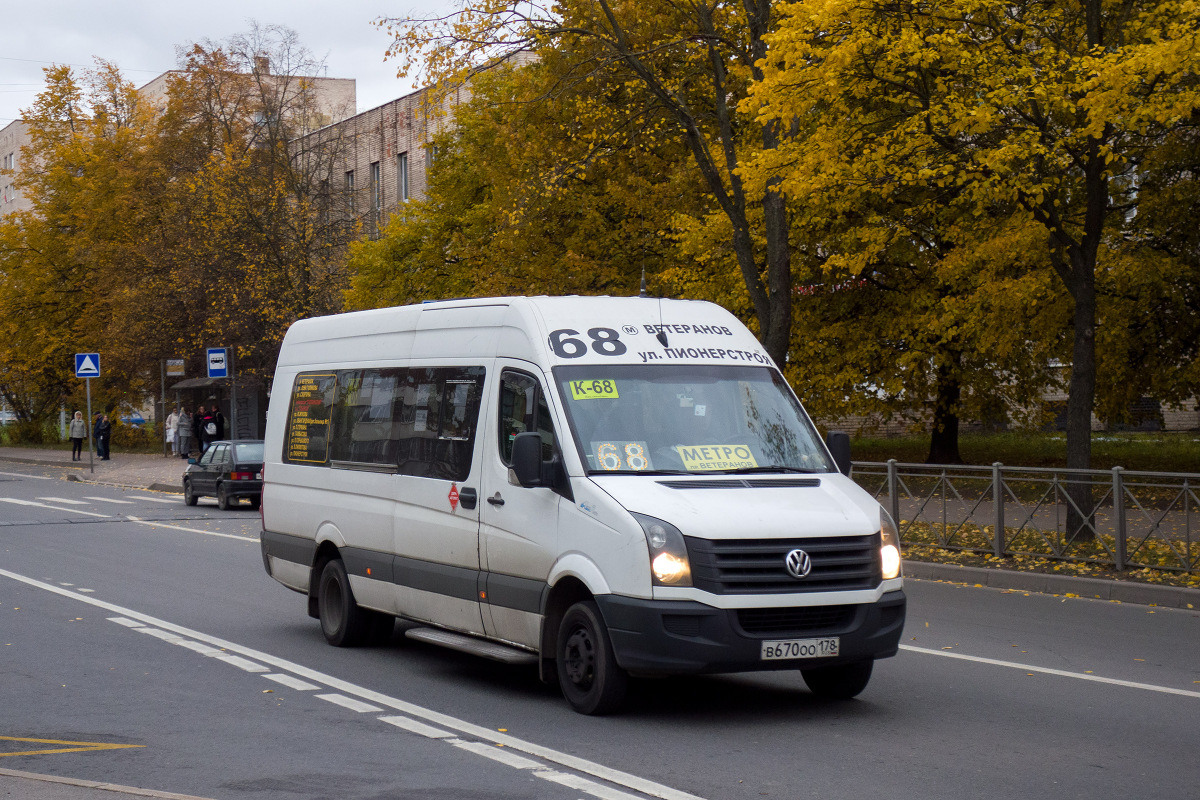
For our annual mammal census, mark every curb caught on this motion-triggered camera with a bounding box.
[0,767,215,800]
[904,560,1200,610]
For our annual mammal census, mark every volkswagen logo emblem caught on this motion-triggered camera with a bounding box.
[785,549,812,579]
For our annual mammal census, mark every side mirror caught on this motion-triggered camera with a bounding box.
[187,457,198,465]
[510,432,545,488]
[825,430,852,476]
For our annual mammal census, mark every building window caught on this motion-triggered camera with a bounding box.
[370,161,381,226]
[397,152,409,202]
[345,169,355,214]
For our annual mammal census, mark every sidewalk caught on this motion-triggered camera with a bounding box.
[0,446,185,492]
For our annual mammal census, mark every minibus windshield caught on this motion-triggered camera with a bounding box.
[554,364,834,475]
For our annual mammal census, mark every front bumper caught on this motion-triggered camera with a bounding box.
[596,589,905,675]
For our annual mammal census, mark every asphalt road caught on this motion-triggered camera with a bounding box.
[2,463,1198,800]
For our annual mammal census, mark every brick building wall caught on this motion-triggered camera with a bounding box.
[291,83,469,238]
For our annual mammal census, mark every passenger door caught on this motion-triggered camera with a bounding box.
[478,364,565,648]
[389,364,488,635]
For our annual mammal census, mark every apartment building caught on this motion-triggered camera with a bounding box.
[0,120,30,215]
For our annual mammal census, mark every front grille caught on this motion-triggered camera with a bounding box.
[685,534,881,594]
[737,605,856,636]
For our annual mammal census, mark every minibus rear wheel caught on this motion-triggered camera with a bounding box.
[557,600,627,715]
[317,558,393,647]
[801,659,873,700]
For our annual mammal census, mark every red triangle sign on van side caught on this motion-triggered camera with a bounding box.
[447,483,459,510]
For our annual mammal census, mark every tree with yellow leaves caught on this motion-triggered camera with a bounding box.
[379,0,795,364]
[748,0,1200,476]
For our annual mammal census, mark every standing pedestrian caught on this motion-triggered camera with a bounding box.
[213,406,226,441]
[68,411,87,461]
[166,406,180,456]
[193,405,207,454]
[96,415,112,460]
[176,407,192,459]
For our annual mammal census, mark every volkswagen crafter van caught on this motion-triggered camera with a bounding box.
[260,296,905,714]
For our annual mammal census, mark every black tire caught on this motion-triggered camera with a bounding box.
[801,659,874,700]
[317,558,393,647]
[557,600,628,715]
[216,483,232,510]
[183,479,198,506]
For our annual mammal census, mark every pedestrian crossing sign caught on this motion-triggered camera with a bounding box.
[75,353,101,378]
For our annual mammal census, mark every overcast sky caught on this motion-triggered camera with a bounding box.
[1,1,453,126]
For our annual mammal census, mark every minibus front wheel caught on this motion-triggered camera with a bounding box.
[557,600,628,715]
[317,558,393,647]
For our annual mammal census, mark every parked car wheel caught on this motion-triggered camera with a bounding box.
[183,479,198,506]
[217,483,232,510]
[557,600,627,715]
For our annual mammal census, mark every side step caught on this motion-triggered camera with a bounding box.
[405,626,539,666]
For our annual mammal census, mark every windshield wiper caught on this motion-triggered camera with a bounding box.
[720,466,819,474]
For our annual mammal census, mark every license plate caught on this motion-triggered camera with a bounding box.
[760,637,840,661]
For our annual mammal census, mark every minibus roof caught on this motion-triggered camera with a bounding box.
[277,296,774,369]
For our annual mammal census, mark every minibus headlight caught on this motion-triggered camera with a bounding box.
[880,507,902,580]
[631,513,693,587]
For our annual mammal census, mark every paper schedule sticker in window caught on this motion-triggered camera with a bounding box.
[676,444,757,471]
[570,379,619,400]
[286,373,337,464]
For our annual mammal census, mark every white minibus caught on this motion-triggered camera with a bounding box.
[260,296,905,714]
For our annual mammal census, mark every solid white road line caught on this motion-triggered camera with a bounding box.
[126,517,252,541]
[127,495,183,504]
[37,496,90,505]
[0,470,55,480]
[899,644,1200,699]
[1,566,706,800]
[0,498,110,518]
[84,496,136,504]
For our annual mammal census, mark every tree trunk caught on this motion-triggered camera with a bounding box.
[1064,254,1097,542]
[926,366,963,464]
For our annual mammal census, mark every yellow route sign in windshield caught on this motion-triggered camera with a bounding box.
[569,379,619,400]
[676,444,758,471]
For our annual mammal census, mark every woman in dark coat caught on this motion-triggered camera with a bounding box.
[96,415,112,460]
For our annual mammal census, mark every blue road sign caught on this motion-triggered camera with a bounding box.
[75,353,101,378]
[207,348,229,378]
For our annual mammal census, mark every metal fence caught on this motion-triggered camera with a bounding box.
[852,461,1200,575]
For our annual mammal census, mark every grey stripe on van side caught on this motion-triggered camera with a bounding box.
[343,547,396,584]
[265,534,546,614]
[262,529,317,567]
[394,555,480,603]
[484,573,546,615]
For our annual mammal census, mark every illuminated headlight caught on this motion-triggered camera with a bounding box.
[631,513,693,587]
[879,507,902,580]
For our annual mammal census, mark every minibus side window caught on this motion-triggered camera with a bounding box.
[284,372,337,465]
[394,366,485,481]
[498,370,557,465]
[329,368,406,465]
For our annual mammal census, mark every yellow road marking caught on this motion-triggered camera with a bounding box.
[0,735,144,757]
